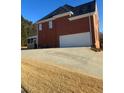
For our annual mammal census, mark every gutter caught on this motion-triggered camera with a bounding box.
[37,11,73,24]
[68,11,96,21]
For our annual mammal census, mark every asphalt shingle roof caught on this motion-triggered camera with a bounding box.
[38,0,95,22]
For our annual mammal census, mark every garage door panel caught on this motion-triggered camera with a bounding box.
[59,32,91,47]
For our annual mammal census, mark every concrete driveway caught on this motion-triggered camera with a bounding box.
[21,47,103,79]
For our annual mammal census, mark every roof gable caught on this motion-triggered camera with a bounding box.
[37,0,95,22]
[39,4,73,21]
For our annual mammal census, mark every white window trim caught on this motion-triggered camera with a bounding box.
[49,21,53,29]
[39,24,42,31]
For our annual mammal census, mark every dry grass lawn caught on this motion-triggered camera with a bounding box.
[21,60,103,93]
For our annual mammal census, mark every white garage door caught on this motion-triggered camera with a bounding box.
[59,32,91,47]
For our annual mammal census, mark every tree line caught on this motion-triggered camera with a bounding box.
[21,16,37,46]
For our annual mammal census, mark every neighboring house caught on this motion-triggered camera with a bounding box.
[36,0,100,49]
[27,35,37,48]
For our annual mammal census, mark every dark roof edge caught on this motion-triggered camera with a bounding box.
[37,0,96,23]
[74,0,95,8]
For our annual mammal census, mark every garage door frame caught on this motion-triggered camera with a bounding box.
[59,32,92,47]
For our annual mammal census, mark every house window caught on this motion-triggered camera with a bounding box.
[49,21,52,29]
[39,24,42,31]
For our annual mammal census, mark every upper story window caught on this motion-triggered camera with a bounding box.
[49,21,53,29]
[39,24,42,31]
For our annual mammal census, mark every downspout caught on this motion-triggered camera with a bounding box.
[36,23,39,48]
[89,15,92,47]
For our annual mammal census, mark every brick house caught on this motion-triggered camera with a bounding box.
[36,0,100,49]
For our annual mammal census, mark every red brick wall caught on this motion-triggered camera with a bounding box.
[90,14,100,48]
[55,16,90,47]
[38,14,99,48]
[38,21,57,47]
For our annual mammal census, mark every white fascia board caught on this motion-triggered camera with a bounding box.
[38,11,73,24]
[38,17,55,24]
[53,11,73,18]
[68,11,96,21]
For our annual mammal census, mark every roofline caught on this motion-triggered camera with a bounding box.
[68,11,96,21]
[36,0,96,24]
[37,11,73,24]
[37,11,96,24]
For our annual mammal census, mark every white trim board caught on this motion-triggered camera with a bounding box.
[68,12,96,21]
[38,11,96,23]
[38,11,73,23]
[59,32,91,47]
